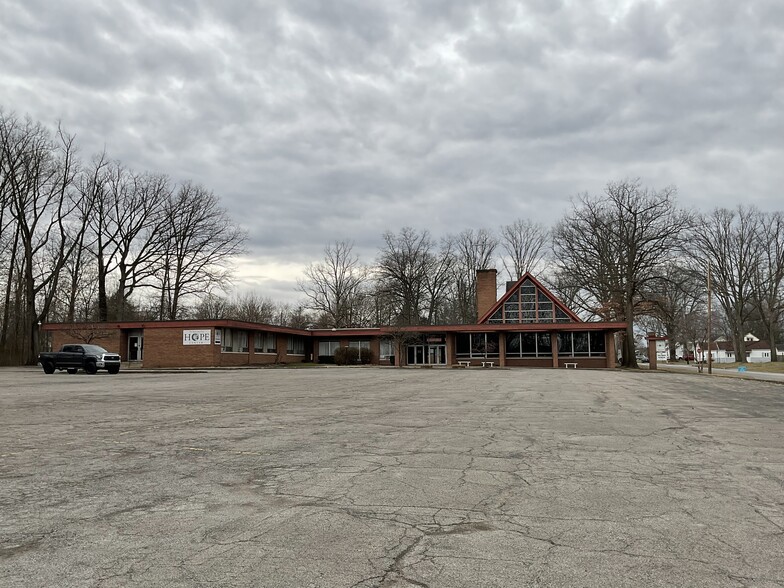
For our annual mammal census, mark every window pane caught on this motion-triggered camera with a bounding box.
[471,333,486,355]
[485,333,499,356]
[590,332,606,355]
[319,341,338,356]
[537,290,549,303]
[537,333,552,354]
[573,332,589,356]
[555,308,570,323]
[456,334,471,355]
[520,332,536,355]
[558,332,572,355]
[288,336,304,354]
[506,333,520,356]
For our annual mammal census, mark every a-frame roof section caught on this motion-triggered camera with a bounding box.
[478,272,583,324]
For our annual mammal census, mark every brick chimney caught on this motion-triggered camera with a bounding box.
[476,269,498,320]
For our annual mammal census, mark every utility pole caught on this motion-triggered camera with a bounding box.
[707,262,712,375]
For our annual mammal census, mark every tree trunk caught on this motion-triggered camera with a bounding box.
[97,256,108,322]
[24,256,37,365]
[0,231,20,348]
[768,323,778,363]
[623,299,637,368]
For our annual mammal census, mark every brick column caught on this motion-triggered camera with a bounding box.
[605,331,617,368]
[446,333,456,365]
[476,269,498,319]
[551,331,559,368]
[498,332,506,367]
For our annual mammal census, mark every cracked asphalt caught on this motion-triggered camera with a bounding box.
[1,366,783,587]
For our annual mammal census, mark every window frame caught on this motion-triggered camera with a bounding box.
[287,335,305,355]
[254,332,277,354]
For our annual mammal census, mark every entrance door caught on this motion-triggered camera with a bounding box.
[407,344,446,365]
[128,336,143,361]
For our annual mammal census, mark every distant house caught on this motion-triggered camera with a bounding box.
[746,340,783,363]
[696,337,783,363]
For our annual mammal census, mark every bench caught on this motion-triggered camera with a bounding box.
[564,362,577,369]
[481,361,495,368]
[457,361,471,368]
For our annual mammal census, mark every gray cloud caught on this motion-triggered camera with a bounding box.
[1,0,782,299]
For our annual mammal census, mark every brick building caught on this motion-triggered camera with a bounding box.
[43,271,626,369]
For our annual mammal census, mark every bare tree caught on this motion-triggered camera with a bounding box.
[272,302,313,329]
[499,219,549,280]
[192,293,232,320]
[638,261,705,360]
[376,227,433,325]
[62,152,110,321]
[111,172,171,319]
[376,227,456,325]
[552,179,693,368]
[0,115,83,363]
[691,206,762,364]
[423,235,456,324]
[751,212,784,361]
[229,291,277,323]
[154,182,247,320]
[84,163,169,321]
[297,240,368,328]
[449,228,497,323]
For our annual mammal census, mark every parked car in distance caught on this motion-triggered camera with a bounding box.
[38,344,122,375]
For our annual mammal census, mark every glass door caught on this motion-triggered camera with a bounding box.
[407,344,447,365]
[128,336,142,361]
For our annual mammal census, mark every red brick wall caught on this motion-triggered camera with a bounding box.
[143,328,218,368]
[505,358,553,368]
[51,329,122,356]
[555,357,606,369]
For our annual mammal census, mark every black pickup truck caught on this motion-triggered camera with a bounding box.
[38,344,122,375]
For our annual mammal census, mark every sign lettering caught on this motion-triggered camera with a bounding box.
[183,329,211,345]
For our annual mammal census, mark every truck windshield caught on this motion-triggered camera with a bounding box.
[81,345,109,354]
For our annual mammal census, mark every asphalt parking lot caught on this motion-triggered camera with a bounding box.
[1,366,783,587]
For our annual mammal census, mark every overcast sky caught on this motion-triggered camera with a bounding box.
[1,0,782,301]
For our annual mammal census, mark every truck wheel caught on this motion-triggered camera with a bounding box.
[67,368,78,374]
[42,361,55,374]
[108,366,120,375]
[85,361,98,375]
